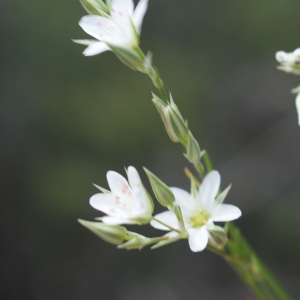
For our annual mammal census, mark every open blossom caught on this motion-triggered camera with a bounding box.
[90,166,153,225]
[74,0,148,56]
[150,171,241,252]
[276,48,300,75]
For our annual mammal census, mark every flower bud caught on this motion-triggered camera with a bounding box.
[78,220,127,245]
[207,224,228,248]
[118,234,151,250]
[152,94,189,145]
[79,0,109,16]
[184,131,205,164]
[144,168,175,208]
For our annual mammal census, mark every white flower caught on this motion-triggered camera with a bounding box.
[90,166,153,225]
[275,48,300,75]
[74,0,148,56]
[295,93,300,125]
[150,171,242,252]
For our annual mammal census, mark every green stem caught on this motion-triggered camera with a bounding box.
[138,49,291,299]
[151,217,181,233]
[194,161,205,179]
[209,223,292,300]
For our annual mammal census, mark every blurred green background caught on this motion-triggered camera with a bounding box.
[1,0,300,299]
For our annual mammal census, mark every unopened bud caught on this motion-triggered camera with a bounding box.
[78,220,126,245]
[144,168,175,208]
[152,94,189,145]
[184,131,205,164]
[118,234,151,250]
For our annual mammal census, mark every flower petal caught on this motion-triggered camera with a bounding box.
[210,204,242,222]
[79,15,110,40]
[111,0,134,16]
[132,0,148,33]
[101,216,134,225]
[82,42,110,56]
[89,193,128,216]
[188,227,209,252]
[170,187,194,214]
[130,187,151,217]
[127,166,141,189]
[72,39,98,46]
[107,170,131,195]
[150,211,178,231]
[197,170,220,207]
[295,93,300,125]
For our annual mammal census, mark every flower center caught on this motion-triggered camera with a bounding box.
[190,211,209,228]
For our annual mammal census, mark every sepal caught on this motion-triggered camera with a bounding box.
[79,0,109,16]
[207,224,228,248]
[144,168,175,208]
[184,131,205,164]
[78,220,127,244]
[118,232,152,250]
[108,44,144,71]
[216,184,232,204]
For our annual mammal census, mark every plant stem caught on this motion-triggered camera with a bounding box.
[142,59,292,300]
[208,222,292,300]
[151,217,181,233]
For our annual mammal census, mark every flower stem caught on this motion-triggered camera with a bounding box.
[139,49,291,300]
[151,217,181,233]
[208,222,292,300]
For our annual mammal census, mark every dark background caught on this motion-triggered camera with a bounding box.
[1,0,300,299]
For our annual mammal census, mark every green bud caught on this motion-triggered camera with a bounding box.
[152,93,189,145]
[78,220,126,245]
[79,0,109,16]
[207,224,228,248]
[184,131,205,164]
[118,234,152,250]
[144,168,175,208]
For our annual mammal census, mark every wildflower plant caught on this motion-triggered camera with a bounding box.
[74,0,293,299]
[276,47,300,125]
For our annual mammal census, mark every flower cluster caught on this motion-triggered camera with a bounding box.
[81,167,241,252]
[75,0,242,253]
